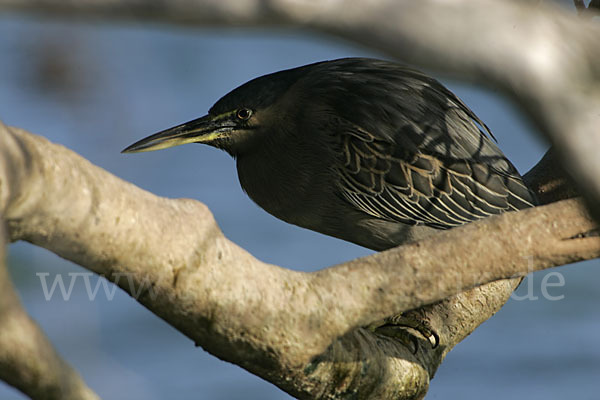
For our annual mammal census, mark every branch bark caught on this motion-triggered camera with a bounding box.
[0,120,598,399]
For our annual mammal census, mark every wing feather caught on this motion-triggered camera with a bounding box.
[337,121,535,229]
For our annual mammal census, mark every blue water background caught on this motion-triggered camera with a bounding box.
[0,9,598,400]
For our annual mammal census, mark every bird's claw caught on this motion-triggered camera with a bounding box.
[372,313,439,354]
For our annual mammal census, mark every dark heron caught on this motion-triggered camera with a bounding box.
[123,58,536,348]
[123,58,536,252]
[123,58,535,352]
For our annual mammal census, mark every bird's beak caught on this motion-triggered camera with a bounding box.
[122,113,236,153]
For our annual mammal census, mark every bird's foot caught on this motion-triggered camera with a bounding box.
[371,312,439,354]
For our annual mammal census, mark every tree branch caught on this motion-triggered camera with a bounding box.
[0,121,597,398]
[0,222,100,400]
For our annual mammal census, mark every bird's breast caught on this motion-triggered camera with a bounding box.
[236,148,338,230]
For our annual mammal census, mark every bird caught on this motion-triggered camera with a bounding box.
[123,57,537,350]
[123,57,536,252]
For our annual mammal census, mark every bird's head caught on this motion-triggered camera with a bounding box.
[122,64,310,157]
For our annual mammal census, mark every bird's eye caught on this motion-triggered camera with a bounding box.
[237,108,252,120]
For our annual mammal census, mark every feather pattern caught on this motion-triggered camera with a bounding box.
[335,119,535,229]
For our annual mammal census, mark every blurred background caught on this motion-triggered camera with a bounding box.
[1,1,599,399]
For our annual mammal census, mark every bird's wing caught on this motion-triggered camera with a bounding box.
[335,118,536,230]
[298,58,536,228]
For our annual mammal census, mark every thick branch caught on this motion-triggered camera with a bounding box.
[1,122,598,398]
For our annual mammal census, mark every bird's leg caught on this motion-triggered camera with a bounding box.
[369,310,439,354]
